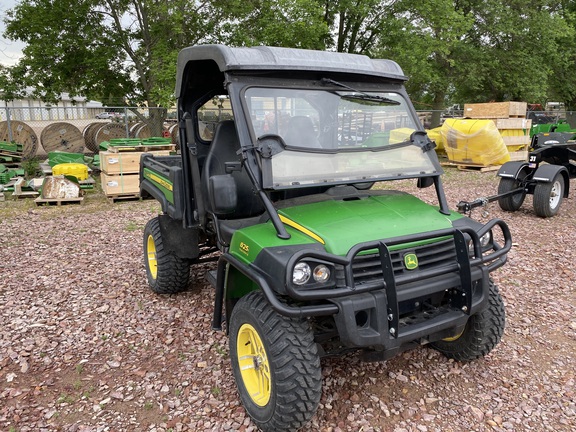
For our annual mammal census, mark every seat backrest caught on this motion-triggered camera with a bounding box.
[283,116,321,148]
[201,120,264,219]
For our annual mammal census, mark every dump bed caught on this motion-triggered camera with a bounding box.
[140,153,187,220]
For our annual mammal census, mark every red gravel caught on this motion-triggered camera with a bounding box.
[1,168,575,432]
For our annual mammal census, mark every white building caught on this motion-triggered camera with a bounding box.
[0,89,103,121]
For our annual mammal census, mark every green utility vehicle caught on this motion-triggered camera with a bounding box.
[140,45,512,431]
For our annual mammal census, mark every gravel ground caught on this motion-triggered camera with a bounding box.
[1,168,575,432]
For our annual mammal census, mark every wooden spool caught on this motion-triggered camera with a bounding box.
[92,123,126,148]
[41,122,85,153]
[131,122,151,139]
[168,123,180,150]
[83,122,107,153]
[0,121,39,158]
[128,122,141,137]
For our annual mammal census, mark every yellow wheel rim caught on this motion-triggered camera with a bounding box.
[146,235,158,280]
[443,328,465,342]
[237,323,271,406]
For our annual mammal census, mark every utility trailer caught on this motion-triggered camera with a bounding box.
[458,131,574,218]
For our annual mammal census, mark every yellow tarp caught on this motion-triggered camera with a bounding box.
[441,119,510,166]
[426,127,444,153]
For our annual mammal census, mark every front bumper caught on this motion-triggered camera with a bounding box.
[218,219,511,351]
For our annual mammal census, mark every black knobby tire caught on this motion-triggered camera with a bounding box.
[229,291,322,432]
[497,177,526,212]
[143,217,190,294]
[533,173,564,218]
[431,282,505,361]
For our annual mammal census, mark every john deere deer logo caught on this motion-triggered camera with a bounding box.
[404,253,418,270]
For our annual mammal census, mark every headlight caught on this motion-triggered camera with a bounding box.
[479,231,492,248]
[292,262,311,285]
[292,261,332,286]
[313,264,330,283]
[468,231,492,255]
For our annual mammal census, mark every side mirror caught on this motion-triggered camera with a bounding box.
[417,177,434,189]
[209,174,237,215]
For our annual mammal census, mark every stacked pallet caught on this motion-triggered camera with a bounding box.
[100,139,174,201]
[463,102,531,161]
[0,141,23,166]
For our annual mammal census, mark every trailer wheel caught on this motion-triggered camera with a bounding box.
[533,173,564,217]
[431,282,505,361]
[143,217,190,294]
[229,291,322,432]
[497,177,526,212]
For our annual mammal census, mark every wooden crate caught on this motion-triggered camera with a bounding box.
[502,135,531,146]
[100,172,140,196]
[493,118,532,130]
[464,102,527,119]
[106,144,175,153]
[508,150,529,162]
[100,150,172,174]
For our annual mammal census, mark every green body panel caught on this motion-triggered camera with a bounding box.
[229,193,463,262]
[229,222,318,264]
[277,193,462,256]
[142,167,174,204]
[226,266,259,300]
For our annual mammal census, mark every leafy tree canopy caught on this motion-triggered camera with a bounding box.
[2,0,576,113]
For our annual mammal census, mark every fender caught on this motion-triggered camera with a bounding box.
[497,161,529,179]
[533,164,570,197]
[140,178,185,220]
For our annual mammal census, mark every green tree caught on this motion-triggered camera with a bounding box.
[4,0,133,105]
[549,0,576,110]
[223,0,329,49]
[376,0,573,126]
[0,64,27,103]
[454,0,573,104]
[3,0,229,132]
[377,0,473,125]
[320,0,396,53]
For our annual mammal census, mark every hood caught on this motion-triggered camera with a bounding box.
[278,192,458,255]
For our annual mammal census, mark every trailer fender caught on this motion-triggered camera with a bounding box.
[533,164,570,197]
[497,161,529,180]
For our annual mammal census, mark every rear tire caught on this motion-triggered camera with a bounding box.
[229,291,322,432]
[431,282,505,361]
[497,177,525,212]
[533,173,564,217]
[143,217,190,294]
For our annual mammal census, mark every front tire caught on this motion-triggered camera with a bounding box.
[533,173,564,217]
[143,217,190,294]
[431,282,505,361]
[229,291,322,432]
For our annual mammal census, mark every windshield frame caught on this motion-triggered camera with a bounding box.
[233,77,443,190]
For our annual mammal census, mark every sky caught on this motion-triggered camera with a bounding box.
[0,0,25,66]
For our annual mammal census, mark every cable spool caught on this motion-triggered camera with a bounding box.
[83,122,107,153]
[131,122,151,139]
[41,122,85,153]
[92,123,126,149]
[0,121,38,158]
[168,123,180,151]
[83,123,126,152]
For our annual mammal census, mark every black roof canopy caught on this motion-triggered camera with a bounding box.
[175,44,407,98]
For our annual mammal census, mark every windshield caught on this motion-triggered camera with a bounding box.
[244,86,439,188]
